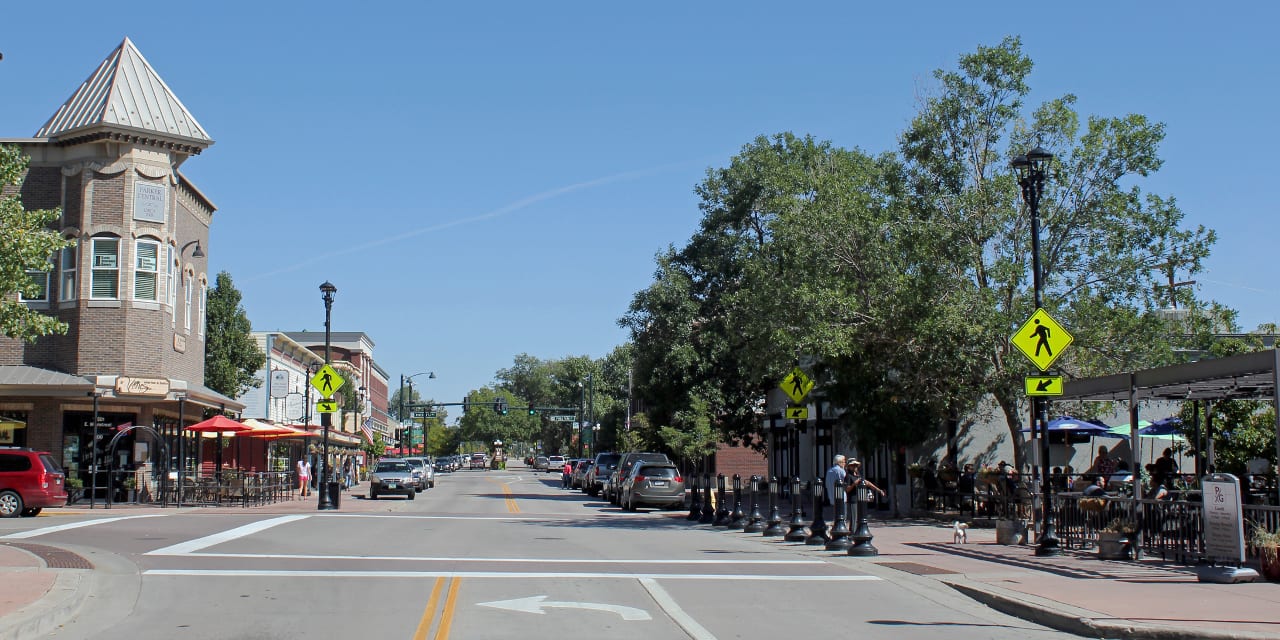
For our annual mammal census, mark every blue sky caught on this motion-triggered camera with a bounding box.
[2,2,1276,411]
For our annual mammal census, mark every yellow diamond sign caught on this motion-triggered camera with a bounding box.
[780,367,814,404]
[1011,308,1073,371]
[309,364,345,397]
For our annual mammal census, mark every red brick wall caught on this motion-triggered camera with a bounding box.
[714,439,767,480]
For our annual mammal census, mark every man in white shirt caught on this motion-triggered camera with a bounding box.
[824,455,847,518]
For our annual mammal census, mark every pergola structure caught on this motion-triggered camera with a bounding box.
[1060,348,1280,501]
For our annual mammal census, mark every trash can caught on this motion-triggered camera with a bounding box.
[326,481,341,509]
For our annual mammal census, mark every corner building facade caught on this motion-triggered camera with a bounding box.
[0,38,242,494]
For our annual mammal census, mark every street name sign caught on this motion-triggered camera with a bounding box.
[780,367,814,404]
[411,411,437,419]
[309,364,345,397]
[1024,376,1064,396]
[315,400,338,413]
[549,415,576,422]
[786,406,808,420]
[1011,308,1073,371]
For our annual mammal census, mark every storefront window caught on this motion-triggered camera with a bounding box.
[0,412,28,447]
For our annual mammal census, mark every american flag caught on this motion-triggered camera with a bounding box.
[360,418,375,444]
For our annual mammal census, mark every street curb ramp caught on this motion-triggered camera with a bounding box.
[0,570,89,640]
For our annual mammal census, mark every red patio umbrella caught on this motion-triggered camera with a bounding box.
[185,415,253,433]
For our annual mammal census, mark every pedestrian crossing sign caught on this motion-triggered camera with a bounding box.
[1011,308,1073,371]
[309,364,345,397]
[780,367,814,404]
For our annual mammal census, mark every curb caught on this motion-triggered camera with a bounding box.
[0,569,90,640]
[941,577,1280,640]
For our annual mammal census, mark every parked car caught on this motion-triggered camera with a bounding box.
[470,453,488,470]
[0,447,68,517]
[368,459,416,500]
[584,452,621,497]
[532,456,549,471]
[572,460,592,489]
[404,457,435,490]
[620,463,685,511]
[546,455,566,474]
[605,452,671,504]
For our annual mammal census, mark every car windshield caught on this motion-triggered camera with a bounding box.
[376,462,409,472]
[39,454,63,473]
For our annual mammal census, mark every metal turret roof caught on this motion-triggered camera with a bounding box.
[35,37,211,146]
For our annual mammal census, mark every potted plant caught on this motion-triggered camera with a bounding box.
[1097,517,1138,560]
[1251,523,1280,581]
[64,476,84,504]
[122,476,137,502]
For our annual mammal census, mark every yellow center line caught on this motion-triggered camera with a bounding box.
[412,576,447,640]
[434,576,462,639]
[503,484,520,513]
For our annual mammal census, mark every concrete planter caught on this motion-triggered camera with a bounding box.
[995,519,1027,545]
[1097,531,1134,560]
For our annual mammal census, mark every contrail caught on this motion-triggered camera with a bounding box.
[242,160,701,282]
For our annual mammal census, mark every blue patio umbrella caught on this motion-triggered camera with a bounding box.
[1139,417,1184,438]
[1022,416,1115,437]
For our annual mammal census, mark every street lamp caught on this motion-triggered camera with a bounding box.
[318,281,337,511]
[399,371,435,456]
[1012,146,1059,556]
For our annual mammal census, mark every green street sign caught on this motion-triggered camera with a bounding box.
[411,411,437,419]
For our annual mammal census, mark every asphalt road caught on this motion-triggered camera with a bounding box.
[2,465,1075,639]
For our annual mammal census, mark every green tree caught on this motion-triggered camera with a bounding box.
[0,144,73,341]
[898,36,1217,469]
[204,271,266,398]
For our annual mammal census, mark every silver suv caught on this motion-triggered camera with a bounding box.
[403,457,435,490]
[368,459,416,500]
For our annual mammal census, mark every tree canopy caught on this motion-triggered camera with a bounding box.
[204,271,266,398]
[0,144,73,341]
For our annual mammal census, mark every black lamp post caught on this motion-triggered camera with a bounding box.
[804,476,829,545]
[784,477,808,541]
[318,281,337,511]
[744,475,766,533]
[1012,146,1059,556]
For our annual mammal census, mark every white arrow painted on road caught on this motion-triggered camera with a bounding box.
[478,595,651,621]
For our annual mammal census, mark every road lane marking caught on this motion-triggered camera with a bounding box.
[164,552,825,564]
[503,484,520,513]
[142,570,882,581]
[479,595,651,621]
[640,578,717,640]
[413,577,447,640]
[0,514,168,539]
[436,576,460,639]
[144,515,309,555]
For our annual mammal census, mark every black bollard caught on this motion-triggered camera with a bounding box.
[728,474,748,529]
[744,475,767,533]
[762,476,785,536]
[825,484,852,551]
[805,475,829,545]
[700,472,716,524]
[784,477,808,542]
[687,472,702,521]
[848,485,878,556]
[713,473,732,527]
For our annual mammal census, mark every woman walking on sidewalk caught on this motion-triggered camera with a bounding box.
[297,458,311,496]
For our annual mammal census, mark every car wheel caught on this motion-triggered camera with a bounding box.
[370,491,378,500]
[0,490,23,518]
[408,491,416,501]
[429,481,435,488]
[21,507,42,517]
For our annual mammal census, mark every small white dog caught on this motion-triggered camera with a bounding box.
[953,521,969,544]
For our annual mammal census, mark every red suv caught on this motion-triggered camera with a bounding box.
[0,447,68,517]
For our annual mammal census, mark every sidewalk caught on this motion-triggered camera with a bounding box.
[3,502,1279,639]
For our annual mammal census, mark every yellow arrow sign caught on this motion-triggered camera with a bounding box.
[785,406,809,420]
[1011,308,1073,371]
[1024,376,1064,397]
[315,400,339,414]
[309,364,345,397]
[780,367,814,404]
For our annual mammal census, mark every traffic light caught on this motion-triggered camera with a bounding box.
[462,396,469,414]
[494,398,508,415]
[528,406,537,416]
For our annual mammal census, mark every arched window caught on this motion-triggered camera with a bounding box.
[59,244,77,302]
[198,278,208,340]
[167,245,177,326]
[183,271,193,334]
